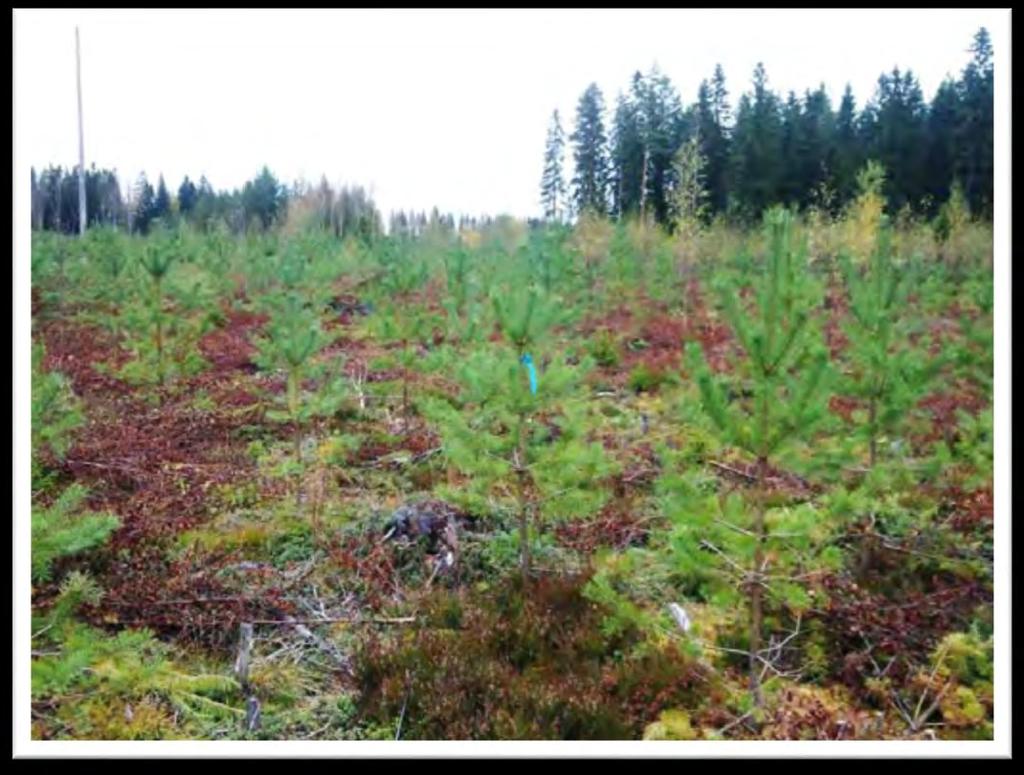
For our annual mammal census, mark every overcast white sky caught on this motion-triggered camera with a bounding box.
[14,9,1010,220]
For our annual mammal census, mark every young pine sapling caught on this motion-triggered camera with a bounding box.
[681,208,833,707]
[839,225,944,468]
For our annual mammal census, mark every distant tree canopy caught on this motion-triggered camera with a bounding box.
[556,27,994,226]
[31,165,387,240]
[31,165,125,233]
[30,28,993,238]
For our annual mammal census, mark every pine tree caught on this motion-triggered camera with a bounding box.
[540,110,567,222]
[423,286,614,587]
[680,208,832,706]
[137,237,177,387]
[253,250,342,517]
[242,167,286,230]
[838,223,942,468]
[32,343,84,490]
[570,83,611,217]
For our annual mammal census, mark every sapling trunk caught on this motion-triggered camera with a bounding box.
[288,368,302,511]
[749,454,768,709]
[515,410,531,588]
[402,337,410,423]
[868,394,878,468]
[154,277,164,387]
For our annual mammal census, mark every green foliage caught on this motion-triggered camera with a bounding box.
[490,285,565,352]
[643,708,699,740]
[627,362,669,394]
[688,208,831,459]
[32,484,120,583]
[423,342,616,576]
[31,343,83,490]
[254,292,338,425]
[676,208,834,704]
[838,225,944,465]
[586,329,620,368]
[32,620,239,739]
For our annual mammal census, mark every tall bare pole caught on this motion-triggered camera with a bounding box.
[75,26,86,236]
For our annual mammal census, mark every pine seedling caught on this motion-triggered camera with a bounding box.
[138,238,177,386]
[954,268,993,395]
[425,284,609,586]
[490,284,563,356]
[31,343,83,491]
[253,291,334,507]
[442,245,472,321]
[32,484,119,584]
[85,228,128,306]
[423,343,614,588]
[679,207,833,707]
[839,224,945,467]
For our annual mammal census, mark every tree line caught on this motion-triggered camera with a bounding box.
[30,28,992,238]
[29,162,510,241]
[542,27,994,225]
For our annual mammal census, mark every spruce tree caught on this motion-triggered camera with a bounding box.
[540,109,567,222]
[693,72,731,217]
[610,84,645,219]
[133,174,156,235]
[678,208,832,706]
[728,63,784,219]
[708,65,732,214]
[570,83,611,217]
[862,68,928,212]
[779,90,803,207]
[634,66,686,225]
[924,78,960,215]
[177,175,198,217]
[798,86,835,211]
[956,27,994,217]
[153,175,172,222]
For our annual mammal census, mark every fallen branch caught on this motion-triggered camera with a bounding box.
[249,616,416,626]
[709,460,756,482]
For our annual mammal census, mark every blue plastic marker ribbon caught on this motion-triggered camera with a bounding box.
[520,353,538,395]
